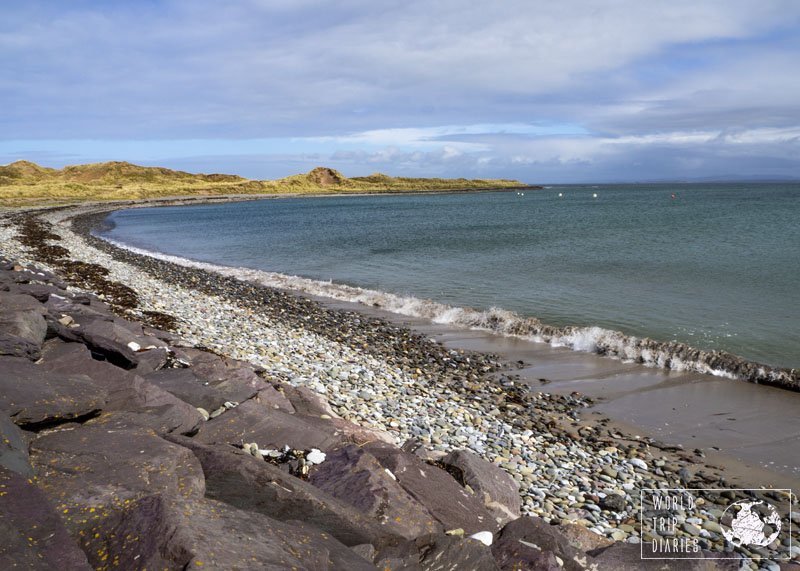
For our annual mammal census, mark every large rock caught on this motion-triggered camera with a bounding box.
[0,467,91,570]
[492,516,587,571]
[30,422,205,520]
[375,533,500,570]
[39,341,202,435]
[440,449,521,525]
[194,400,347,451]
[0,413,34,477]
[0,292,47,359]
[167,435,397,548]
[0,356,106,428]
[364,441,498,535]
[79,494,376,570]
[144,366,264,411]
[60,314,167,369]
[171,347,265,385]
[588,543,740,570]
[310,444,441,540]
[281,384,341,418]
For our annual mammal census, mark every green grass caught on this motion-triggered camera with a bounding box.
[0,161,528,207]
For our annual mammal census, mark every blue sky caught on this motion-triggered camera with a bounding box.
[2,0,799,182]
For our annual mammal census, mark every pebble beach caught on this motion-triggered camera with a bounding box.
[1,200,798,569]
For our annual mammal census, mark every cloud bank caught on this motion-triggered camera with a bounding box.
[1,0,799,181]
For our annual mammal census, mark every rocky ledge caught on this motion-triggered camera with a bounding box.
[0,205,797,570]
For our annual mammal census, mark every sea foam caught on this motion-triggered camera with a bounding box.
[99,236,799,391]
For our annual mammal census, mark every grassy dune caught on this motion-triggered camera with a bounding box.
[0,161,528,207]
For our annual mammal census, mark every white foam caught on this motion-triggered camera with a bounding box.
[98,236,791,386]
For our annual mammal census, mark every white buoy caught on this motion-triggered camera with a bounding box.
[558,192,563,197]
[593,193,598,198]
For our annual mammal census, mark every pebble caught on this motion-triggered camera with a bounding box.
[469,531,493,546]
[4,206,798,555]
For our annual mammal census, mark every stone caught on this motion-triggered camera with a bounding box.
[281,384,341,418]
[364,441,498,534]
[79,493,375,570]
[0,356,106,428]
[556,523,614,551]
[0,467,91,570]
[39,341,202,435]
[492,516,588,571]
[253,384,295,413]
[166,435,398,548]
[144,367,258,412]
[600,493,627,512]
[440,448,522,525]
[309,444,441,540]
[0,292,47,360]
[30,422,205,522]
[0,413,33,478]
[589,543,740,570]
[58,315,166,369]
[376,533,500,570]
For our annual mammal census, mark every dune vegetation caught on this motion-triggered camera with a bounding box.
[0,161,528,207]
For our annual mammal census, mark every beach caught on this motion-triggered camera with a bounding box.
[1,198,798,568]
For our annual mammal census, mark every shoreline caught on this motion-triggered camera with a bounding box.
[1,200,798,564]
[90,194,798,391]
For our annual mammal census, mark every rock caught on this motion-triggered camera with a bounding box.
[306,448,326,464]
[58,315,166,369]
[0,467,91,570]
[0,292,47,359]
[309,444,441,540]
[281,384,341,418]
[0,356,106,428]
[589,543,740,570]
[492,516,588,571]
[170,347,264,387]
[39,341,202,435]
[0,413,33,478]
[469,531,493,546]
[166,435,397,548]
[253,385,295,413]
[376,533,500,570]
[29,422,205,521]
[79,493,375,570]
[364,441,498,535]
[628,458,648,471]
[144,367,260,412]
[194,400,347,451]
[600,493,627,512]
[556,523,614,551]
[131,346,169,374]
[440,448,522,525]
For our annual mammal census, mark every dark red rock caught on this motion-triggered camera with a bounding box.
[375,533,500,570]
[492,516,587,571]
[144,366,262,411]
[62,314,167,369]
[30,422,205,520]
[281,384,341,417]
[0,467,91,570]
[0,292,47,359]
[79,494,376,570]
[0,413,33,477]
[253,385,295,413]
[589,543,740,570]
[167,435,398,548]
[309,444,441,540]
[364,441,498,535]
[193,400,346,451]
[440,448,521,526]
[39,342,202,435]
[0,356,106,428]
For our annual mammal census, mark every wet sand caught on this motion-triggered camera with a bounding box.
[320,297,800,491]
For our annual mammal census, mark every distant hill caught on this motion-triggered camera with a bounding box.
[0,160,527,206]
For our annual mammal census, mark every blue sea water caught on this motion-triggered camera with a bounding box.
[100,183,800,369]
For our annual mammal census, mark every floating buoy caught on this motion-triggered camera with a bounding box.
[558,192,563,197]
[592,193,598,198]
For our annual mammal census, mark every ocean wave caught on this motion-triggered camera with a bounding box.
[99,235,799,391]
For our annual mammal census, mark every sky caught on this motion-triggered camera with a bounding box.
[2,0,800,183]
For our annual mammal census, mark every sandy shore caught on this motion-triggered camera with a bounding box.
[1,199,798,566]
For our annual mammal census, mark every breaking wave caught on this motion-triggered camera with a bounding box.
[100,236,799,392]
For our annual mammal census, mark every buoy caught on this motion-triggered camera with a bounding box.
[592,193,598,198]
[558,192,563,197]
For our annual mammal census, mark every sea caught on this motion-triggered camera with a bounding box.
[98,182,800,372]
